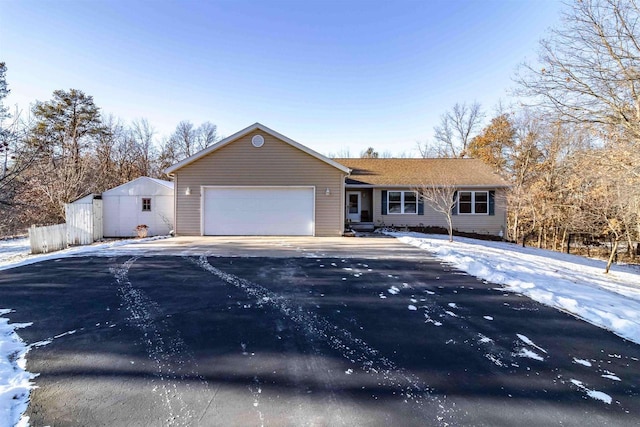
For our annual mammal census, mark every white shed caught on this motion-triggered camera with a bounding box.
[102,177,174,237]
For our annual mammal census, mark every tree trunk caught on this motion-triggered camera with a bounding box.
[566,232,571,254]
[537,228,542,248]
[626,231,635,260]
[605,239,619,274]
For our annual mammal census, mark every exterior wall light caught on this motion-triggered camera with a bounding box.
[185,187,191,196]
[325,188,331,196]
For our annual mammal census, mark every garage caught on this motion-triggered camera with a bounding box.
[165,123,349,236]
[203,186,314,236]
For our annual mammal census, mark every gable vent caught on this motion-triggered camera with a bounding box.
[251,135,265,148]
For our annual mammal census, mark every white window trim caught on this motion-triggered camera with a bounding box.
[387,191,418,215]
[457,191,489,215]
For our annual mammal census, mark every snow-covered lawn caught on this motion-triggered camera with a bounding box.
[389,231,640,346]
[0,238,30,267]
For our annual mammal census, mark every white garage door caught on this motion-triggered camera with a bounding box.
[203,186,315,236]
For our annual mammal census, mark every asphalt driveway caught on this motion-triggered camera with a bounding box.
[1,237,639,426]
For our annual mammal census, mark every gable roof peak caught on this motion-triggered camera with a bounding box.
[165,123,349,175]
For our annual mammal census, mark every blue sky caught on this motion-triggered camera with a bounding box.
[1,0,562,156]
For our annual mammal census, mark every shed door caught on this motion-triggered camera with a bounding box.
[203,187,314,236]
[103,196,138,237]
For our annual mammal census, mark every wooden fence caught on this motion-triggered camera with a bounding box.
[28,223,68,254]
[66,203,95,245]
[29,200,104,254]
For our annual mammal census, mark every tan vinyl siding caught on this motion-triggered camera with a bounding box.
[174,133,345,236]
[373,188,507,236]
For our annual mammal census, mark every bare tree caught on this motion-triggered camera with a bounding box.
[416,139,438,158]
[327,148,352,158]
[91,115,123,190]
[505,110,544,243]
[429,102,484,158]
[585,145,638,270]
[129,118,156,177]
[0,63,40,212]
[0,62,17,202]
[161,120,220,166]
[0,110,41,235]
[380,149,410,158]
[195,121,219,152]
[360,147,379,158]
[170,121,196,158]
[414,178,458,242]
[157,136,179,176]
[516,0,640,140]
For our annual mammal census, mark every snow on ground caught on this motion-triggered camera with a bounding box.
[0,235,169,426]
[0,238,30,267]
[389,231,640,346]
[569,379,612,404]
[0,309,33,427]
[0,235,169,272]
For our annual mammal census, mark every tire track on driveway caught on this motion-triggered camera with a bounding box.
[279,257,350,425]
[110,256,209,426]
[193,255,458,426]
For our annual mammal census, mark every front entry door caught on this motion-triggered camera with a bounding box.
[347,191,361,222]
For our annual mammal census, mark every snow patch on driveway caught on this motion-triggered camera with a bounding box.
[569,379,612,404]
[572,358,592,367]
[515,348,544,361]
[601,374,621,381]
[516,334,547,354]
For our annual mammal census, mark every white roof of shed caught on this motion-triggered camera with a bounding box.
[146,178,174,189]
[102,177,174,197]
[71,193,97,204]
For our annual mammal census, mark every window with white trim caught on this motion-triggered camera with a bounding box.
[388,191,417,214]
[458,191,488,214]
[142,198,152,212]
